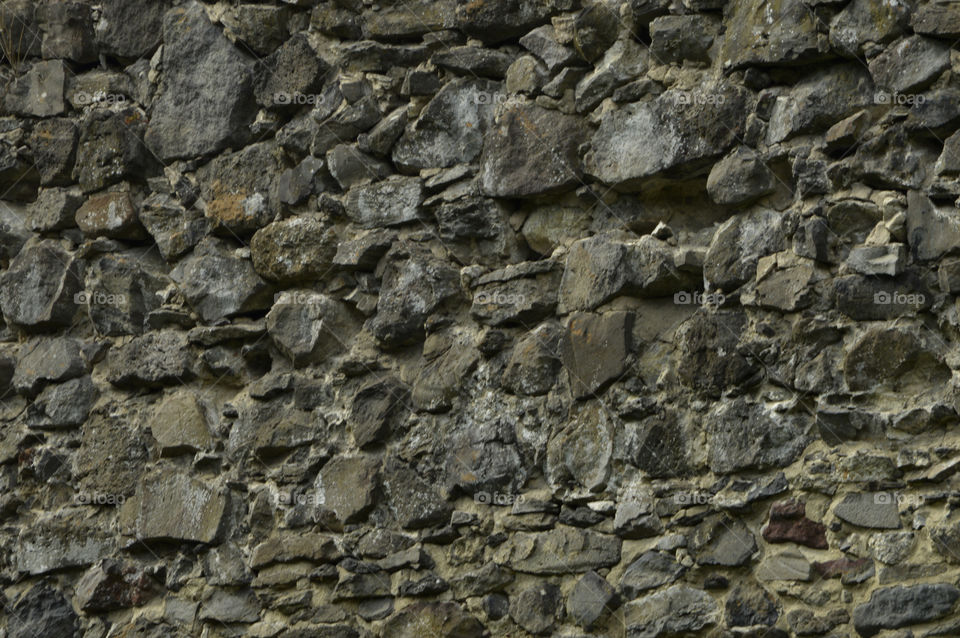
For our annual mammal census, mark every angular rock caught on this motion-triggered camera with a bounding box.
[494,527,621,574]
[349,376,410,447]
[480,102,587,197]
[853,584,959,637]
[16,511,114,575]
[547,400,614,491]
[13,337,85,396]
[344,177,423,228]
[520,25,580,73]
[149,390,212,455]
[624,585,720,638]
[139,193,209,261]
[39,1,95,63]
[843,328,946,392]
[381,602,485,638]
[720,0,827,68]
[0,239,81,330]
[368,244,460,348]
[575,38,648,113]
[569,571,617,629]
[75,403,149,499]
[912,3,960,38]
[75,191,146,240]
[96,0,169,59]
[4,60,66,117]
[106,331,196,389]
[501,323,562,396]
[561,311,631,399]
[8,584,79,638]
[705,208,784,290]
[251,215,338,283]
[254,33,328,110]
[510,583,562,635]
[29,187,83,232]
[382,457,451,529]
[676,311,760,397]
[650,15,720,64]
[433,46,515,79]
[26,118,77,189]
[170,238,273,323]
[26,375,96,429]
[756,548,812,581]
[456,0,557,43]
[762,500,828,549]
[834,492,901,529]
[868,35,950,94]
[135,470,227,543]
[77,559,156,611]
[393,78,500,170]
[197,141,285,236]
[315,455,380,525]
[266,292,359,365]
[690,515,757,566]
[585,81,749,187]
[706,147,776,206]
[726,582,780,627]
[471,263,560,326]
[145,2,256,161]
[199,588,260,623]
[846,244,907,276]
[620,552,685,599]
[709,400,809,474]
[830,0,909,57]
[73,108,152,193]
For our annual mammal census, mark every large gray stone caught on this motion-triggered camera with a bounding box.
[0,239,81,331]
[853,584,959,637]
[266,292,359,365]
[344,177,424,228]
[624,585,720,638]
[708,399,810,474]
[105,331,196,389]
[145,2,256,161]
[13,337,86,396]
[584,81,749,188]
[197,141,286,236]
[493,527,621,574]
[835,492,901,529]
[868,35,950,94]
[4,60,66,117]
[705,208,784,291]
[134,470,228,543]
[96,0,170,59]
[719,0,828,68]
[830,0,910,57]
[8,584,79,638]
[251,215,338,283]
[561,312,631,399]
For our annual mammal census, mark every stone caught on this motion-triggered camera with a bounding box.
[251,215,338,283]
[720,0,827,68]
[26,375,96,429]
[326,144,391,190]
[575,38,648,113]
[145,2,256,161]
[494,527,621,574]
[381,602,485,638]
[27,119,77,187]
[520,25,579,73]
[75,191,146,240]
[29,187,83,232]
[868,35,950,94]
[727,582,780,627]
[585,81,749,188]
[0,239,81,330]
[8,584,79,638]
[368,244,460,348]
[135,470,227,543]
[853,584,959,637]
[788,608,849,635]
[254,33,328,110]
[13,337,86,396]
[765,65,875,144]
[546,400,614,491]
[706,147,776,206]
[197,141,285,236]
[267,292,359,365]
[75,402,150,499]
[568,571,616,629]
[690,515,757,566]
[74,108,154,193]
[906,190,960,261]
[170,238,273,323]
[753,264,818,312]
[834,492,901,529]
[572,2,619,62]
[433,46,515,79]
[315,455,380,525]
[83,253,164,336]
[624,585,720,638]
[501,324,563,396]
[650,15,720,64]
[344,177,424,228]
[762,500,828,549]
[480,102,588,198]
[471,266,560,326]
[756,549,812,581]
[106,331,196,389]
[349,376,410,447]
[456,0,557,43]
[912,3,960,38]
[96,0,169,59]
[149,390,212,455]
[139,193,209,261]
[382,457,452,529]
[620,552,685,599]
[222,4,290,54]
[510,583,562,635]
[199,588,260,623]
[393,78,500,171]
[16,511,114,575]
[675,311,760,397]
[77,559,156,611]
[830,0,910,57]
[846,244,907,276]
[709,399,809,474]
[705,208,784,290]
[560,311,631,399]
[843,328,947,393]
[4,60,66,117]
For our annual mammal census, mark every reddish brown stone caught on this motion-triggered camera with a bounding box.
[813,557,873,580]
[762,499,828,549]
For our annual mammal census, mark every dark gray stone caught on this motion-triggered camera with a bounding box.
[561,312,631,399]
[568,571,617,629]
[624,585,720,638]
[0,239,81,331]
[835,493,901,529]
[853,584,959,637]
[620,552,685,599]
[509,583,562,635]
[8,584,79,638]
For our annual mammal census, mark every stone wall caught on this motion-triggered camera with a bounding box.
[2,0,960,636]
